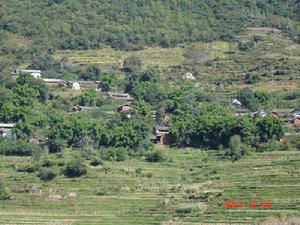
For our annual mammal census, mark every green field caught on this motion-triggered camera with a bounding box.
[0,149,299,225]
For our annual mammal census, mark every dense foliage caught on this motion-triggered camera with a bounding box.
[0,0,299,69]
[170,104,284,149]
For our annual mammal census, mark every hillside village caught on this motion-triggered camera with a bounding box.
[4,69,299,147]
[0,1,299,224]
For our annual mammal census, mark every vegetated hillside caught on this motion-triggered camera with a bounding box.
[0,0,299,68]
[56,27,300,108]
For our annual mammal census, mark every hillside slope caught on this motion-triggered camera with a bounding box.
[0,0,299,51]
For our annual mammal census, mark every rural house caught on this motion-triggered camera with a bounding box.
[252,110,267,118]
[107,92,135,102]
[13,69,42,79]
[234,108,249,117]
[43,79,66,87]
[28,136,46,145]
[117,102,134,112]
[67,81,100,90]
[271,109,294,118]
[150,126,174,145]
[292,109,300,118]
[290,116,300,127]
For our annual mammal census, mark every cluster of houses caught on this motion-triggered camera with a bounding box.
[71,91,174,145]
[232,98,300,129]
[5,70,300,146]
[12,69,101,91]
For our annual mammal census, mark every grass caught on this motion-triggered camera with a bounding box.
[0,149,299,224]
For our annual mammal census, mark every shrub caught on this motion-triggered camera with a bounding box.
[0,140,41,156]
[16,162,41,173]
[256,141,291,152]
[145,150,166,162]
[47,139,66,153]
[238,40,255,51]
[176,207,192,214]
[41,159,54,167]
[226,135,246,161]
[57,160,65,167]
[64,159,87,178]
[100,148,128,162]
[90,157,103,166]
[0,180,11,200]
[38,169,56,181]
[291,136,300,150]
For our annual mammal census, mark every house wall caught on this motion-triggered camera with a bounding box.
[293,118,300,126]
[158,134,174,145]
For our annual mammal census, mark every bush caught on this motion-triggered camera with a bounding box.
[226,135,246,161]
[0,180,11,200]
[145,150,166,162]
[38,169,56,181]
[16,162,41,173]
[0,140,41,156]
[256,141,291,152]
[290,136,300,150]
[41,159,54,167]
[100,148,128,162]
[64,159,87,178]
[57,160,65,167]
[176,207,192,214]
[90,157,103,166]
[48,139,66,153]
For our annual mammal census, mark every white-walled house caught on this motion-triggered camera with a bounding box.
[13,69,42,79]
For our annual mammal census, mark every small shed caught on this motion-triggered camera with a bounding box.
[118,102,133,112]
[0,123,15,138]
[150,126,174,145]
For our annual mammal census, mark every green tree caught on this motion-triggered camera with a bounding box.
[237,88,259,111]
[123,56,142,72]
[79,89,97,107]
[226,135,246,161]
[256,115,284,142]
[132,82,166,105]
[81,64,102,81]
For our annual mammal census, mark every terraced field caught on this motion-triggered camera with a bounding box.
[0,149,299,225]
[54,41,231,70]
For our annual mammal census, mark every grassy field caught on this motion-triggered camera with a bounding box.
[0,149,299,225]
